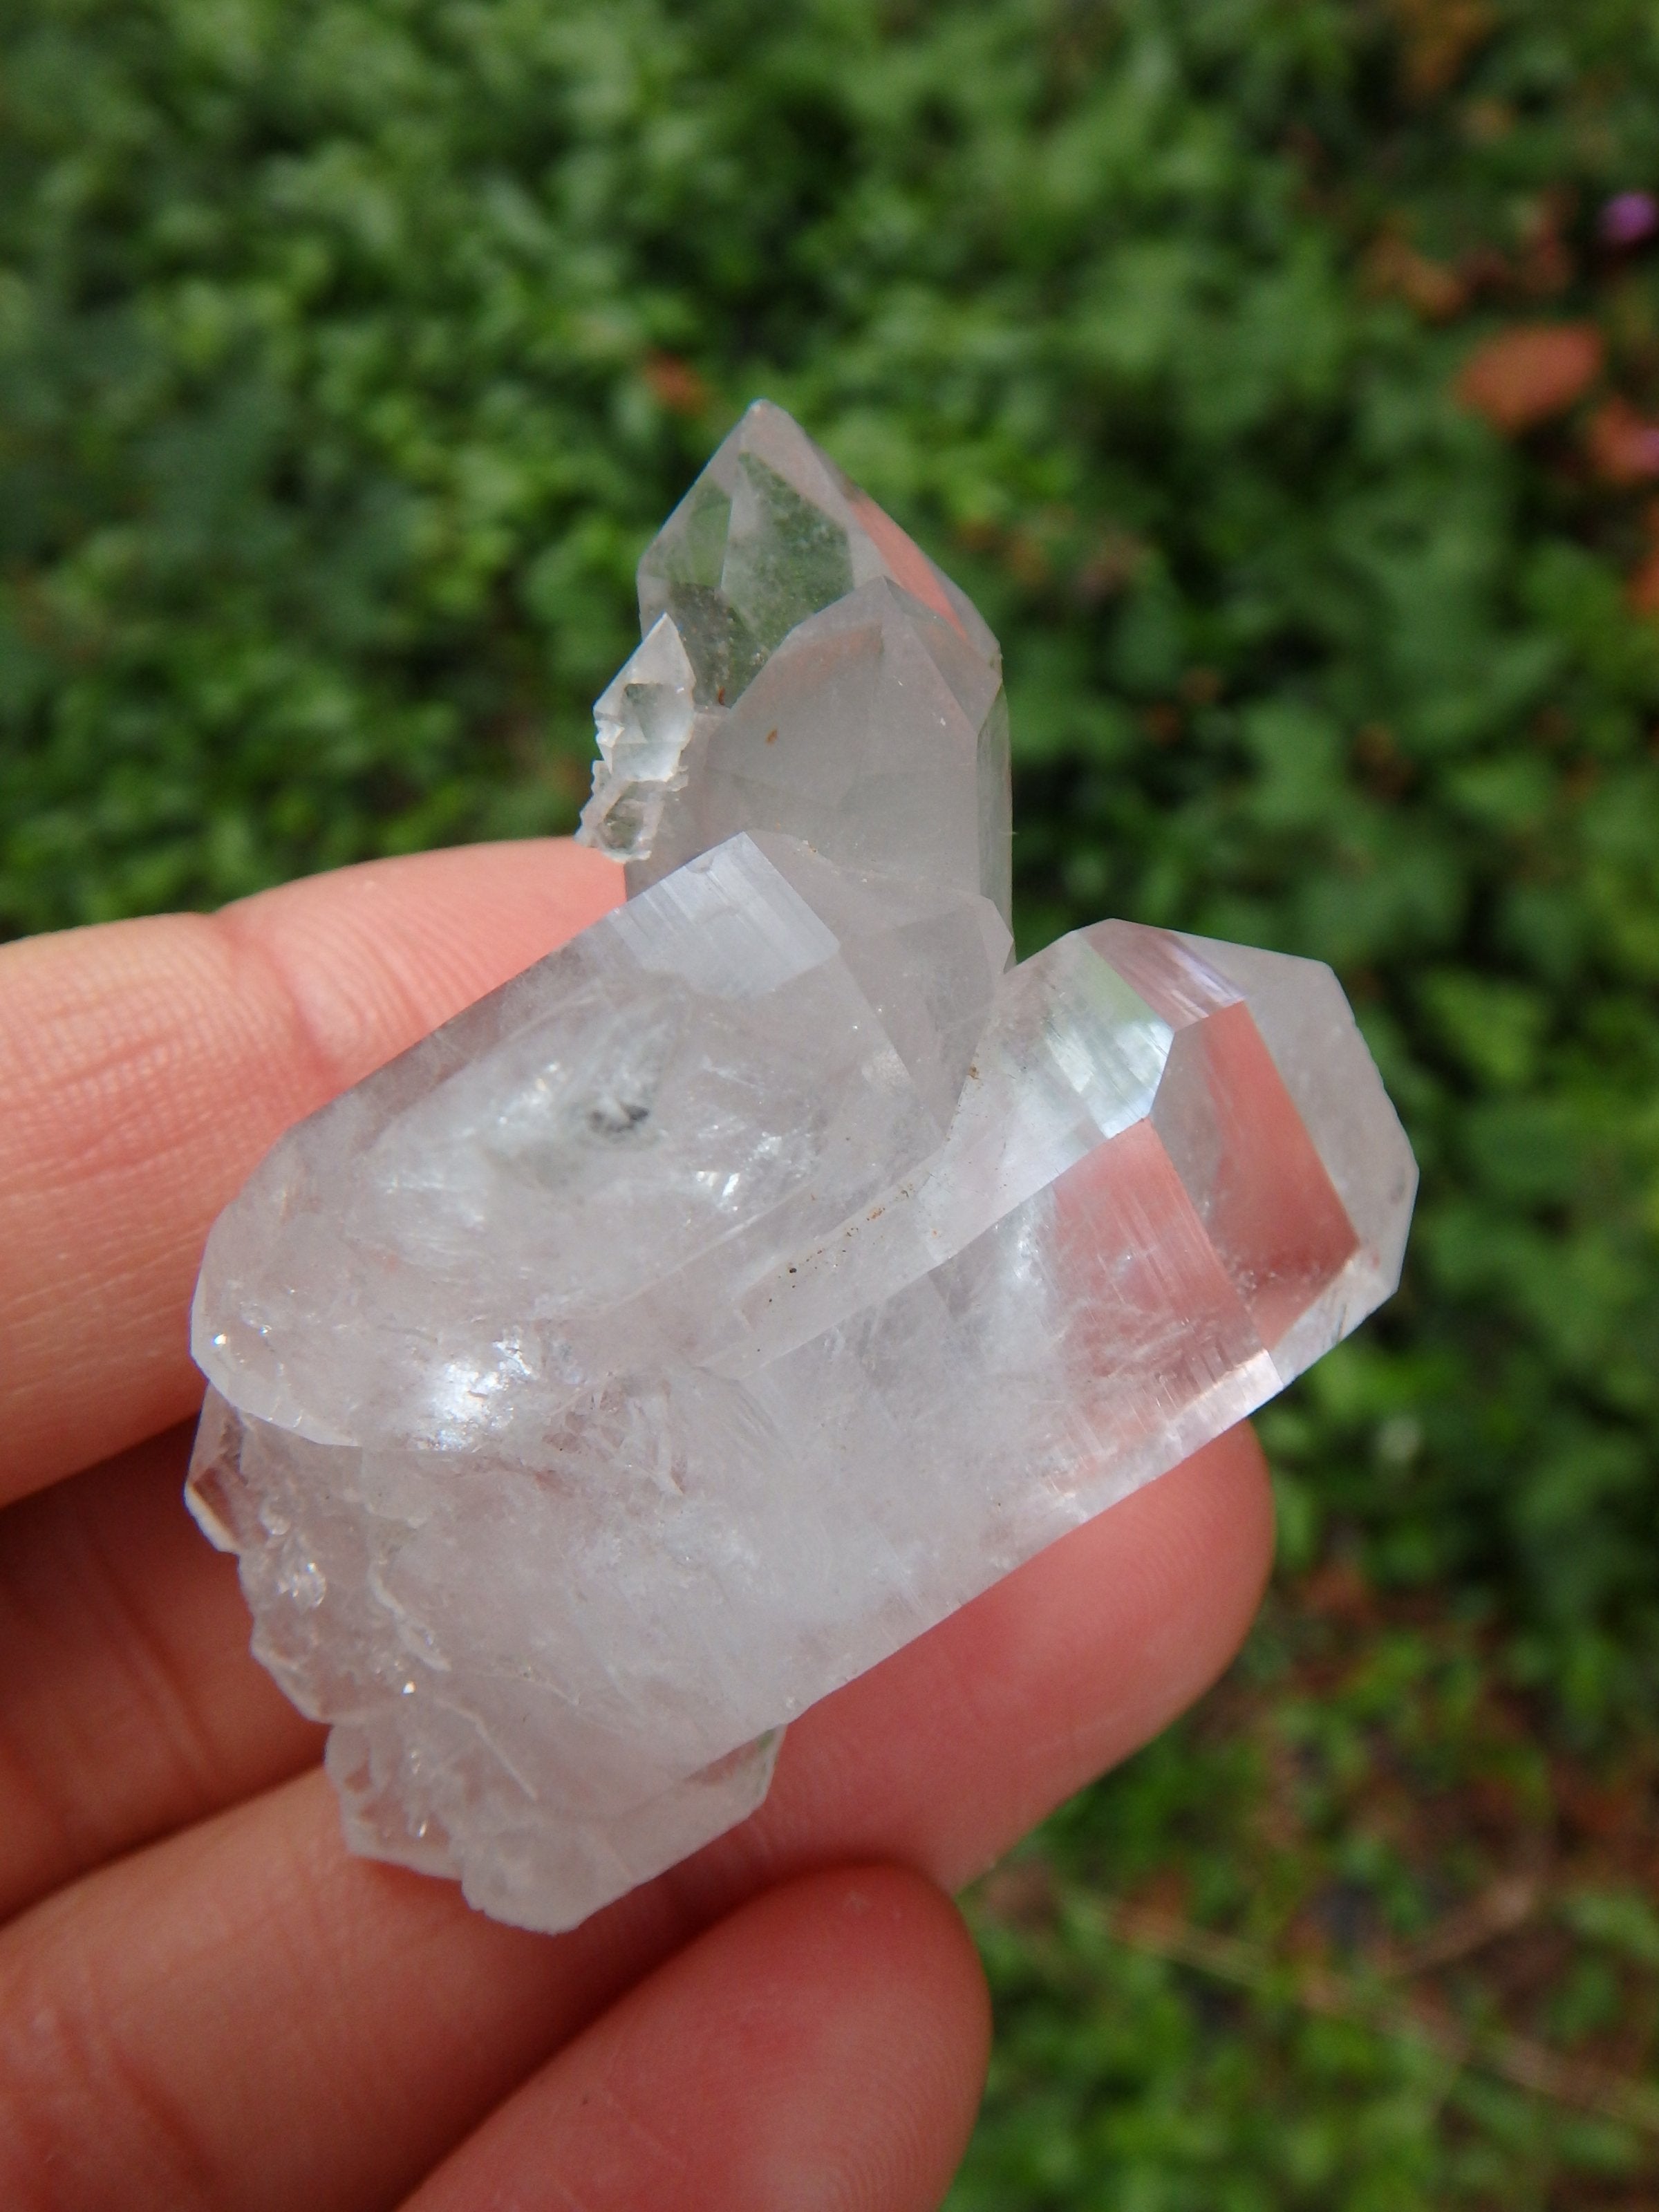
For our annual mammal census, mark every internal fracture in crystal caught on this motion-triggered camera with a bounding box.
[188,402,1416,1935]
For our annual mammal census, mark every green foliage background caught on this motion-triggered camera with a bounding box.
[6,0,1659,2201]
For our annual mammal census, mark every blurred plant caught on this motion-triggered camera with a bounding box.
[957,1576,1659,2209]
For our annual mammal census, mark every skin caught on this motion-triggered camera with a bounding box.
[0,839,1275,2212]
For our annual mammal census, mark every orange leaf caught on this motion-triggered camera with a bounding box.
[641,352,710,418]
[1391,0,1494,99]
[1365,233,1468,322]
[1586,397,1659,485]
[1454,324,1604,433]
[1629,545,1659,618]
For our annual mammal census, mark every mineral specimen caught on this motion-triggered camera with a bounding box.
[187,402,1416,1935]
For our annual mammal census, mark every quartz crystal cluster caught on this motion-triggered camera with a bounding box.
[188,402,1416,1935]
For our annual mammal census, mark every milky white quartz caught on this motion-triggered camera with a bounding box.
[188,403,1416,1934]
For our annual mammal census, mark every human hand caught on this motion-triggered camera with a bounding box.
[0,839,1272,2212]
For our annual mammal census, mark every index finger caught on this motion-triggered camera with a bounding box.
[0,841,624,1508]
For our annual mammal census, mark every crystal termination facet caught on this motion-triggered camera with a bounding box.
[187,402,1416,1935]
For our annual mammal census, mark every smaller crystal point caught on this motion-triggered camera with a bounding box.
[583,402,1012,924]
[637,399,996,702]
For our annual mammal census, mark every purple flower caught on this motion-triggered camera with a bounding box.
[1600,191,1659,247]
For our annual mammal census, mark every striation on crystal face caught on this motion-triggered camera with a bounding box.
[188,402,1416,1936]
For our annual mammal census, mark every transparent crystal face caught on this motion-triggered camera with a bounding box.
[191,406,1416,1936]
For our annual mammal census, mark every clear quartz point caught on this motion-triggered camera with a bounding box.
[582,399,1011,926]
[189,404,1416,1936]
